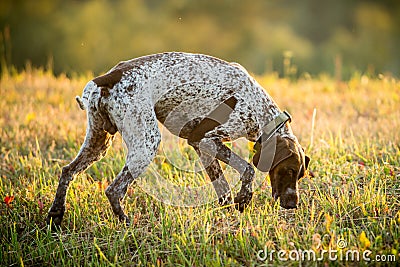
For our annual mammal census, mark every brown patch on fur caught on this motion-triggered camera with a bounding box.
[93,53,169,89]
[93,70,123,89]
[188,96,237,144]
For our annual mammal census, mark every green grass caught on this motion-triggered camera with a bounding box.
[0,69,399,266]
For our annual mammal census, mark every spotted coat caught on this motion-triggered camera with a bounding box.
[47,52,302,226]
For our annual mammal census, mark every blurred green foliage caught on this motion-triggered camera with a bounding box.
[0,0,399,78]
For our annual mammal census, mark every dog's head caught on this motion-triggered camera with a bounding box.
[253,135,310,209]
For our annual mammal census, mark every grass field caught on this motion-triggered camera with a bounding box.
[0,68,399,266]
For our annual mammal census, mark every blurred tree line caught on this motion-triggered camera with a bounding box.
[0,0,399,78]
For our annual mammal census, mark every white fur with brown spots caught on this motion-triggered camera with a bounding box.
[47,52,309,227]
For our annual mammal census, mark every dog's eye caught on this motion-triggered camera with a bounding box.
[278,168,287,176]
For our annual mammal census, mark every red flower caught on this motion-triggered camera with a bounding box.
[4,195,14,208]
[358,161,365,168]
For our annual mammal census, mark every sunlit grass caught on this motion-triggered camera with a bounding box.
[0,69,399,266]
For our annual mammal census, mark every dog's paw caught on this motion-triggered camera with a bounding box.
[218,193,233,206]
[234,192,253,212]
[118,213,131,226]
[46,207,65,230]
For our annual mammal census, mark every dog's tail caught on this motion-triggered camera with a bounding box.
[75,96,86,110]
[75,81,96,110]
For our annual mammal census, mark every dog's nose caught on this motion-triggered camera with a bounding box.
[280,194,298,209]
[281,200,297,209]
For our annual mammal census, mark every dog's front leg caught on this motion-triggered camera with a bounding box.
[191,145,232,206]
[197,137,254,212]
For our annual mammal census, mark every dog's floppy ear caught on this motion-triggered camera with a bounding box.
[305,155,310,170]
[252,136,294,172]
[298,154,310,179]
[270,137,295,171]
[252,140,274,172]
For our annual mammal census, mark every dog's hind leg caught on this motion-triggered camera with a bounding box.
[104,165,133,224]
[105,102,161,225]
[47,124,115,227]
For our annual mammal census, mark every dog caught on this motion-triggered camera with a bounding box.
[47,52,310,226]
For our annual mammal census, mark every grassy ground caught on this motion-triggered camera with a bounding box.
[0,69,399,266]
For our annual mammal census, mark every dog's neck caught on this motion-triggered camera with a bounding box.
[257,92,298,144]
[275,124,298,145]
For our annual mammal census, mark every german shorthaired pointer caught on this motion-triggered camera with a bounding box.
[47,52,309,226]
